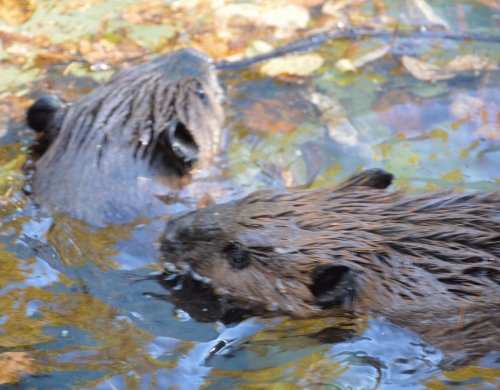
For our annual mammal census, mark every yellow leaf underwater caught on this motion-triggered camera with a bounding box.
[0,0,36,25]
[336,44,391,72]
[0,352,35,385]
[261,53,324,77]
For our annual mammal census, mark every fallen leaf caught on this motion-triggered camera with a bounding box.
[78,38,145,65]
[0,352,35,385]
[309,92,359,146]
[0,30,51,50]
[0,0,36,25]
[401,56,454,81]
[32,51,75,69]
[255,4,310,36]
[336,44,391,72]
[335,58,357,73]
[245,40,274,57]
[352,44,391,68]
[216,3,309,39]
[191,33,231,59]
[446,54,497,73]
[401,55,497,82]
[261,53,324,77]
[322,0,393,28]
[123,1,172,24]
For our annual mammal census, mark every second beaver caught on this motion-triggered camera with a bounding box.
[27,49,224,226]
[161,169,499,366]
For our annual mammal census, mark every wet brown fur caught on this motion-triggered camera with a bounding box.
[161,169,499,366]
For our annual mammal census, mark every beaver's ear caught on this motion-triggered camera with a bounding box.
[337,168,394,191]
[166,119,200,166]
[310,264,357,308]
[27,95,65,141]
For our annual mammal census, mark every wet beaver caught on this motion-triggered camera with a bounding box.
[27,49,224,226]
[161,169,499,366]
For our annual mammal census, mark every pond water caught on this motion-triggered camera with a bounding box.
[1,0,499,388]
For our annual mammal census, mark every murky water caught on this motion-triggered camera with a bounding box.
[1,0,499,388]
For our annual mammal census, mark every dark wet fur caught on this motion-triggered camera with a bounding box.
[161,169,500,367]
[28,49,224,226]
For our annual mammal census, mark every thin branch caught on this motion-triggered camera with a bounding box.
[215,29,500,71]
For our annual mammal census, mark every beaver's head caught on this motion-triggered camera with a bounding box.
[26,49,226,225]
[161,168,499,317]
[27,48,224,175]
[161,169,395,317]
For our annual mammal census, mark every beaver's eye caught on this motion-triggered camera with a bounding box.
[223,241,250,270]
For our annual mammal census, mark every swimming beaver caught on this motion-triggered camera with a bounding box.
[161,169,499,366]
[27,49,224,226]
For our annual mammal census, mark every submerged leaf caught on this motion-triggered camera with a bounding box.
[0,0,36,25]
[402,56,454,81]
[0,352,35,385]
[78,38,145,64]
[309,92,359,146]
[402,55,497,82]
[446,55,497,73]
[261,53,324,77]
[122,0,172,24]
[336,44,391,72]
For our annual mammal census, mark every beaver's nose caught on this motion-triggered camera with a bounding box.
[161,214,196,254]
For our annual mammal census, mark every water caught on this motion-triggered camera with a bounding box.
[1,0,499,388]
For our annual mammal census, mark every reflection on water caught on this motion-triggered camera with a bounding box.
[1,0,500,388]
[1,191,499,387]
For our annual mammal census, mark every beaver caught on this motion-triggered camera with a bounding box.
[27,49,224,226]
[161,168,499,367]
